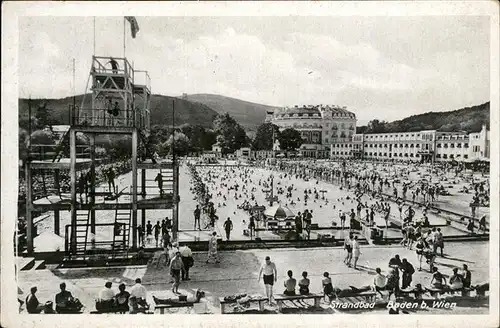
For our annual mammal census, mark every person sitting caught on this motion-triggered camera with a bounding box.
[96,282,115,312]
[26,286,45,314]
[462,264,472,289]
[153,289,205,305]
[55,282,73,313]
[373,268,387,297]
[283,270,297,296]
[55,282,82,313]
[322,272,337,303]
[429,267,446,290]
[129,278,149,313]
[448,268,464,292]
[114,283,130,313]
[298,271,310,295]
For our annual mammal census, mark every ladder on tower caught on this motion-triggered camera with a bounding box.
[112,209,131,258]
[52,129,70,162]
[138,129,157,164]
[73,210,91,259]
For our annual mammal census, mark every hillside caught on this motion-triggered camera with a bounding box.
[357,102,490,134]
[182,94,280,131]
[18,94,219,128]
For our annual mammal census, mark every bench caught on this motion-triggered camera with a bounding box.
[274,293,323,313]
[155,302,194,314]
[335,291,377,303]
[218,296,268,314]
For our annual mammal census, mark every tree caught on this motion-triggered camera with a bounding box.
[165,132,190,156]
[366,119,388,133]
[212,113,249,154]
[278,128,303,151]
[252,123,280,150]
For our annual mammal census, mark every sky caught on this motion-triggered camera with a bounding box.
[18,16,490,124]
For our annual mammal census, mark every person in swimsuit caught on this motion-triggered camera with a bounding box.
[430,267,446,289]
[322,272,336,303]
[298,271,310,295]
[344,233,353,266]
[283,270,297,296]
[258,256,277,305]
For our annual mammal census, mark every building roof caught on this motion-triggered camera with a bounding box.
[272,105,355,119]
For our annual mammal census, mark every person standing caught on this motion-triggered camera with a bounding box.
[223,217,233,241]
[194,205,201,231]
[107,167,116,194]
[155,172,163,197]
[169,252,185,294]
[434,228,444,257]
[146,220,153,245]
[206,231,220,264]
[352,236,361,270]
[339,210,346,229]
[153,221,161,247]
[344,233,353,266]
[400,258,415,289]
[258,256,277,305]
[179,244,193,281]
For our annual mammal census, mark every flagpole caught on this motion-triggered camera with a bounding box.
[93,17,96,55]
[123,17,126,58]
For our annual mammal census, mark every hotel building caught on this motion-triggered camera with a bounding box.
[266,105,356,158]
[331,125,490,163]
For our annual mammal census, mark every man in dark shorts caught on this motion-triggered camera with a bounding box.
[258,256,277,305]
[169,251,184,294]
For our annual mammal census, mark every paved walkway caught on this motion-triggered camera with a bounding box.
[19,241,488,314]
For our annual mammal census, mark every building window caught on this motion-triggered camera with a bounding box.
[416,154,420,157]
[443,154,448,159]
[404,153,408,157]
[436,154,441,158]
[410,153,414,157]
[405,144,408,148]
[437,144,441,148]
[444,144,448,148]
[450,143,455,148]
[400,144,403,148]
[457,143,461,148]
[325,138,328,143]
[410,144,414,148]
[384,153,387,156]
[464,143,468,148]
[399,153,403,157]
[464,154,468,159]
[394,144,398,148]
[384,144,387,148]
[416,144,420,148]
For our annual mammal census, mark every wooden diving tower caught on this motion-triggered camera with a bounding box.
[24,56,180,261]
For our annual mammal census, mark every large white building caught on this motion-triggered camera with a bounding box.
[331,125,490,163]
[266,105,356,158]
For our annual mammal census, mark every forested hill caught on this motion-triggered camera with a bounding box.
[18,94,219,129]
[357,102,490,134]
[183,93,280,132]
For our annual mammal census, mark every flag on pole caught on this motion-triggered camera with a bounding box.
[125,16,139,38]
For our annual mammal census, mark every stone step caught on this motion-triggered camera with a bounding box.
[16,256,35,271]
[34,260,46,270]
